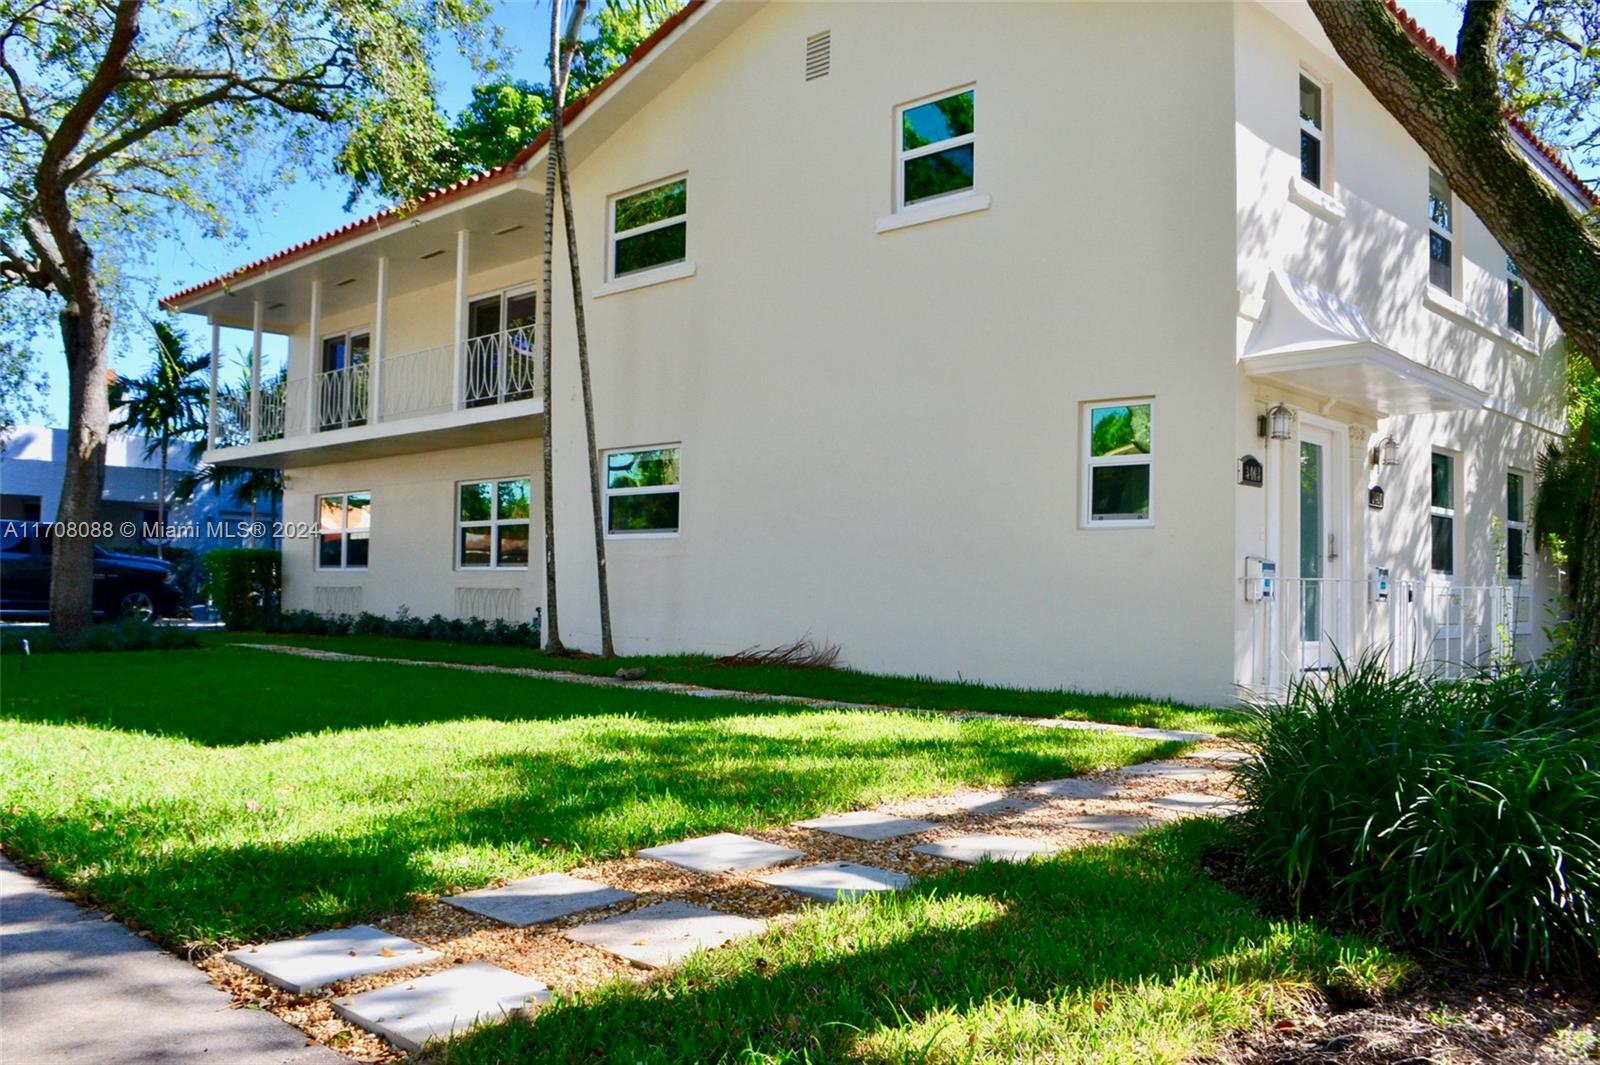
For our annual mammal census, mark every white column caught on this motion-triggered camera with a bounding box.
[371,256,388,423]
[308,278,322,434]
[249,298,263,443]
[453,228,470,410]
[206,315,219,449]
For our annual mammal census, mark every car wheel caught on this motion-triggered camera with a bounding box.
[119,591,156,622]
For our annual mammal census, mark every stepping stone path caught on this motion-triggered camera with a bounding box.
[444,872,635,927]
[760,861,911,902]
[215,749,1250,1056]
[1026,777,1125,800]
[794,810,936,840]
[1065,814,1158,835]
[1150,792,1244,817]
[639,832,807,874]
[914,834,1059,864]
[1116,760,1217,782]
[564,901,766,969]
[332,961,548,1053]
[225,925,441,993]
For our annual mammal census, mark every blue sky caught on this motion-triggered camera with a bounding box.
[35,0,1468,425]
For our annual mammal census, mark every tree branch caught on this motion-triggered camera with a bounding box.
[1457,0,1507,111]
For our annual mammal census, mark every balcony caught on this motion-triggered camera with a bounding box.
[208,327,542,467]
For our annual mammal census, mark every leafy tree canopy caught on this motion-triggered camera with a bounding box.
[1499,0,1600,184]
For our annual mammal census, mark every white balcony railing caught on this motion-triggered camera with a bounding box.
[1240,576,1548,697]
[209,326,540,449]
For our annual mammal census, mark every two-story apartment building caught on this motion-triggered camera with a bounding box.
[163,0,1588,705]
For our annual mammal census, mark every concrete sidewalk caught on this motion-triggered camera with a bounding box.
[0,857,344,1065]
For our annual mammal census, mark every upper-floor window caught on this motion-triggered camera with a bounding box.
[458,478,530,569]
[609,177,687,280]
[1298,73,1325,188]
[1506,257,1526,335]
[318,330,370,431]
[1428,169,1454,293]
[1506,471,1527,580]
[1430,451,1455,576]
[605,446,681,537]
[897,87,975,210]
[1084,401,1153,526]
[318,491,370,570]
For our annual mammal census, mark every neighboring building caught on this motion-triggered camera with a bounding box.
[160,0,1584,704]
[0,424,277,551]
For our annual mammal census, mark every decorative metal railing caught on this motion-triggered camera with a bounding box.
[208,327,540,449]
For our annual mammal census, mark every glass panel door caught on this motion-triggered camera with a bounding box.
[1296,423,1345,672]
[1299,440,1324,652]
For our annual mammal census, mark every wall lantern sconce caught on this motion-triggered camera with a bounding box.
[1370,435,1400,468]
[1258,403,1295,440]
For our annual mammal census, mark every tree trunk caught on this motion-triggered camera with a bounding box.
[537,0,566,656]
[48,305,111,638]
[551,9,613,659]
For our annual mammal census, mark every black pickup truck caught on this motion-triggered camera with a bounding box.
[0,524,184,620]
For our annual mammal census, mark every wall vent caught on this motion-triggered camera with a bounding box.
[455,586,523,623]
[805,31,830,81]
[314,586,362,615]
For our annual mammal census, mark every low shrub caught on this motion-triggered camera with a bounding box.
[1236,653,1600,976]
[0,619,202,654]
[260,607,539,648]
[203,548,280,629]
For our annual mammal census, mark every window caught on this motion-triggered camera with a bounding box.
[604,446,680,536]
[897,87,975,209]
[1506,257,1526,335]
[464,287,537,406]
[1084,401,1153,525]
[1506,471,1527,580]
[1428,169,1454,293]
[457,478,530,568]
[318,330,371,431]
[1430,452,1455,576]
[609,177,687,279]
[317,492,370,569]
[1299,73,1325,188]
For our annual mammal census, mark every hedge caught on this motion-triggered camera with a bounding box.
[203,548,281,629]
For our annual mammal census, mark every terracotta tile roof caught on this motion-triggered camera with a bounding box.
[160,0,705,309]
[163,0,1594,310]
[1387,0,1597,206]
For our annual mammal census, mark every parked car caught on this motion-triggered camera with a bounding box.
[0,526,184,620]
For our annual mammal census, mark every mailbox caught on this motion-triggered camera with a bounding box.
[1245,557,1276,602]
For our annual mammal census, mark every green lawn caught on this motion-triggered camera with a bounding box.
[0,644,1177,947]
[437,821,1411,1064]
[209,631,1240,735]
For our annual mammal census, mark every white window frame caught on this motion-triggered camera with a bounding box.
[1427,168,1455,295]
[1505,469,1528,582]
[454,476,532,571]
[894,84,977,213]
[1298,70,1327,189]
[606,174,688,284]
[603,444,681,540]
[1429,450,1457,578]
[315,491,371,571]
[465,284,538,335]
[1081,399,1155,529]
[1505,257,1527,336]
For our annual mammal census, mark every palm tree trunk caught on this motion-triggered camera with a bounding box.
[551,0,613,659]
[537,0,566,655]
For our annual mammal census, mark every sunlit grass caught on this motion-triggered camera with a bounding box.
[0,645,1174,947]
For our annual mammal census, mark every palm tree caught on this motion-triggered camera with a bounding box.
[173,460,284,547]
[111,321,209,559]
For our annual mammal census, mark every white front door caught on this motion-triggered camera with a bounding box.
[1297,422,1347,670]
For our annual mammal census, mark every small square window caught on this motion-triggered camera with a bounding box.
[1083,401,1153,525]
[605,446,681,537]
[896,87,975,210]
[609,178,687,280]
[456,478,532,568]
[317,492,371,570]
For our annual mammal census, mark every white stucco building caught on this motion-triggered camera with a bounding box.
[162,0,1586,705]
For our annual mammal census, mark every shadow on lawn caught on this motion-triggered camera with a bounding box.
[1,720,1180,944]
[430,821,1390,1064]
